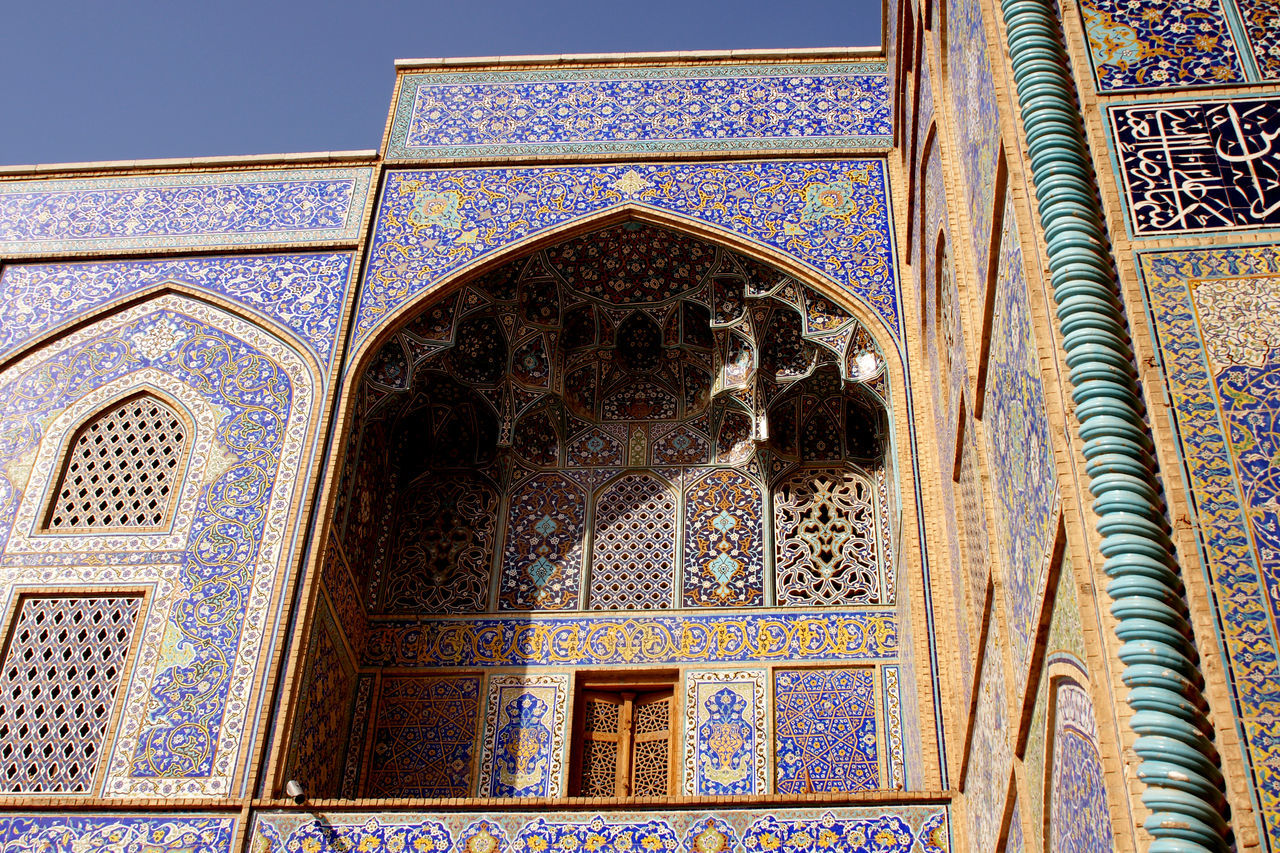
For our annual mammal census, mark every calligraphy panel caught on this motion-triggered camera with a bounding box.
[1111,98,1280,235]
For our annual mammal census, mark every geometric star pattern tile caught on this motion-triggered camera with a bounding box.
[366,675,482,798]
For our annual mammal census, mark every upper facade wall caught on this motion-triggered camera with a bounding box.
[0,165,374,259]
[383,59,891,161]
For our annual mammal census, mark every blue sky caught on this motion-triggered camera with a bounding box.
[0,1,881,167]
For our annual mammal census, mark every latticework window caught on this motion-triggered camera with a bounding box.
[45,395,187,531]
[0,594,142,793]
[573,687,674,797]
[774,467,881,605]
[588,473,677,610]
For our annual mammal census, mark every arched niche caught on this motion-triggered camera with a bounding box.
[334,219,896,615]
[285,216,923,801]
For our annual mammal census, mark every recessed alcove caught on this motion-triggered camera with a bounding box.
[285,219,916,800]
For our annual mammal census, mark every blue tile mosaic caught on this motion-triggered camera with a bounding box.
[360,610,898,667]
[1138,244,1280,847]
[358,160,900,348]
[0,293,320,796]
[1078,0,1247,90]
[988,185,1059,691]
[386,64,891,159]
[1111,98,1280,236]
[0,814,237,852]
[0,168,371,255]
[250,808,952,853]
[1236,0,1280,79]
[1048,681,1114,852]
[946,0,1001,285]
[774,668,879,793]
[684,670,766,796]
[0,254,356,368]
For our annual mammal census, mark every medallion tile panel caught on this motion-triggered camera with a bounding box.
[1137,244,1280,846]
[479,674,569,798]
[358,161,900,346]
[250,808,952,853]
[499,473,586,611]
[1111,98,1280,236]
[387,64,890,159]
[0,594,142,794]
[988,185,1059,692]
[0,814,237,853]
[0,168,371,255]
[366,675,482,798]
[682,469,765,608]
[683,669,767,796]
[774,667,879,793]
[0,294,317,797]
[1077,0,1247,90]
[1048,682,1114,852]
[361,610,898,667]
[0,253,356,367]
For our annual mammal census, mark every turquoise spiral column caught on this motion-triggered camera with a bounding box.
[997,1,1231,850]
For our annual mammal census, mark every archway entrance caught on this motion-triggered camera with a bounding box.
[287,219,902,799]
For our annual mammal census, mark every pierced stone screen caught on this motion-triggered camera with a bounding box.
[45,395,186,531]
[0,594,142,793]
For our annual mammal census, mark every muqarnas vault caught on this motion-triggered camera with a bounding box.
[1,0,1279,849]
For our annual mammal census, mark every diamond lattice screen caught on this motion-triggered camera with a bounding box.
[46,395,186,531]
[0,594,142,793]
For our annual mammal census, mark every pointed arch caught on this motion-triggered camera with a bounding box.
[0,290,318,796]
[349,204,902,383]
[42,390,191,533]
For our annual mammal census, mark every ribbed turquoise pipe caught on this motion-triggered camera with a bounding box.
[995,1,1231,849]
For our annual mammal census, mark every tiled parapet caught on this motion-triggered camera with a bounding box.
[385,61,891,160]
[0,167,372,255]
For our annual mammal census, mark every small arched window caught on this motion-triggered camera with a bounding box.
[44,393,188,532]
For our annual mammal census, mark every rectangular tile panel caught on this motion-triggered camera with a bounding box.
[386,63,891,159]
[0,167,372,255]
[1110,98,1280,235]
[250,807,952,853]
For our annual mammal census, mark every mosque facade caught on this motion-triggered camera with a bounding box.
[0,0,1273,849]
